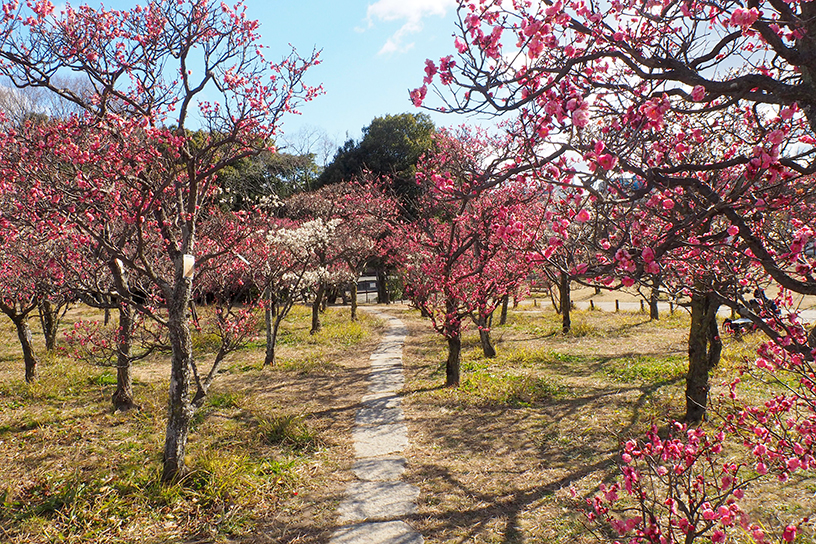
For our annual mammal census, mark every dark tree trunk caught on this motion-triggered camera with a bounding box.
[685,291,722,423]
[376,268,390,304]
[13,316,39,383]
[109,260,138,411]
[162,275,195,483]
[111,303,138,411]
[38,298,59,352]
[311,284,325,335]
[446,335,461,387]
[264,289,278,367]
[500,295,509,325]
[477,313,496,358]
[560,272,571,334]
[350,281,358,321]
[649,278,660,321]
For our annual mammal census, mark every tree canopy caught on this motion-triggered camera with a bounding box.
[317,112,436,212]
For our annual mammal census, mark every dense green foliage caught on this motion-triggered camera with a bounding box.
[317,112,435,213]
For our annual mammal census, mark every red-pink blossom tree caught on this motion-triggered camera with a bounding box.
[0,0,319,481]
[398,129,539,383]
[416,2,816,535]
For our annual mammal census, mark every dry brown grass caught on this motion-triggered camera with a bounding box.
[394,305,816,544]
[1,300,815,544]
[0,303,385,544]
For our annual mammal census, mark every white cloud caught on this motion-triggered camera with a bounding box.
[365,0,457,55]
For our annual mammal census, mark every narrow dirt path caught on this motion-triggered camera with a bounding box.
[328,310,424,544]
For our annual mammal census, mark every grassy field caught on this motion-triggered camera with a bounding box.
[0,301,814,543]
[0,304,384,544]
[396,305,816,544]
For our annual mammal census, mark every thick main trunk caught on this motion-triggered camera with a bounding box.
[685,291,721,423]
[560,272,571,334]
[350,282,358,321]
[376,268,390,304]
[446,335,461,387]
[311,284,325,335]
[39,298,59,352]
[477,313,496,358]
[500,295,509,325]
[112,304,138,411]
[649,279,660,321]
[264,288,277,367]
[13,317,38,383]
[162,279,195,483]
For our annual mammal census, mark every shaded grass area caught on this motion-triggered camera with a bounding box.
[0,304,382,544]
[400,307,816,544]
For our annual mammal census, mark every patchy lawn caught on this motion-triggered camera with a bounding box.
[395,305,816,544]
[1,300,814,543]
[0,304,384,544]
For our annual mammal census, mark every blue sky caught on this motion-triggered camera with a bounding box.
[242,0,466,158]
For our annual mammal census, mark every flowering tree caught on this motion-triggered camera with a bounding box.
[416,2,816,535]
[0,223,68,382]
[0,0,319,481]
[414,0,816,304]
[398,129,538,383]
[283,182,396,331]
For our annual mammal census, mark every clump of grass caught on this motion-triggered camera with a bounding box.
[275,354,338,374]
[89,370,117,386]
[257,414,323,451]
[322,319,367,346]
[191,331,222,353]
[499,346,585,368]
[567,319,599,337]
[602,354,687,383]
[207,391,243,409]
[459,371,567,407]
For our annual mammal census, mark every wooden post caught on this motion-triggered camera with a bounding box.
[590,300,595,311]
[640,300,645,313]
[670,301,675,314]
[615,299,620,312]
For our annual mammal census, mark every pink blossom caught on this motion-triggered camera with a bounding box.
[780,107,795,120]
[691,85,706,102]
[572,107,590,128]
[410,85,427,107]
[711,529,726,543]
[622,277,635,287]
[575,209,591,222]
[662,199,675,210]
[727,225,739,236]
[730,7,759,30]
[642,247,655,263]
[454,37,467,53]
[768,129,785,145]
[598,153,618,170]
[782,525,797,543]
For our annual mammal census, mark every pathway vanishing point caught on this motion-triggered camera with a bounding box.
[328,310,423,544]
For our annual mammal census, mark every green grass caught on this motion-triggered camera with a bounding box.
[0,301,380,544]
[459,371,568,407]
[256,414,324,452]
[601,354,688,383]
